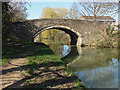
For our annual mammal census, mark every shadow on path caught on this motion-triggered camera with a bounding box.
[2,61,81,89]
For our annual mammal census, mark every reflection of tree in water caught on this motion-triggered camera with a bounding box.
[76,60,118,88]
[69,47,118,70]
[68,47,118,88]
[34,29,71,58]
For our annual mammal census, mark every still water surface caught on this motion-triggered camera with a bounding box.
[66,47,118,88]
[34,29,119,88]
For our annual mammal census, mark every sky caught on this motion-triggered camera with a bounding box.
[26,1,119,23]
[26,2,73,19]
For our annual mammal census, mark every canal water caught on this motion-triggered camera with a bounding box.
[34,29,119,88]
[67,47,119,88]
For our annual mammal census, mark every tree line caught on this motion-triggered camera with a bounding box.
[2,0,29,42]
[40,0,118,19]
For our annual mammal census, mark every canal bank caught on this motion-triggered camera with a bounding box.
[22,43,85,89]
[2,42,85,89]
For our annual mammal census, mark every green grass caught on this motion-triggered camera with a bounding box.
[25,45,64,73]
[2,41,84,88]
[2,42,36,65]
[25,45,84,88]
[2,43,22,65]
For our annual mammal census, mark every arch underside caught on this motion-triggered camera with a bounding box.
[33,26,81,45]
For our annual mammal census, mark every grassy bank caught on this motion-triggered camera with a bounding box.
[22,45,84,89]
[2,42,84,88]
[2,42,35,65]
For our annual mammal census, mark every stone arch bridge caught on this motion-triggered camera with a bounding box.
[11,19,108,45]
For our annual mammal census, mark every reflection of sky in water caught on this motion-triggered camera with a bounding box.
[74,58,118,88]
[59,45,71,58]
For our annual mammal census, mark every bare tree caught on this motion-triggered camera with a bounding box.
[68,2,80,19]
[69,0,119,20]
[9,0,30,22]
[2,0,30,41]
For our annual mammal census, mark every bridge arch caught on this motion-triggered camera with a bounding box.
[33,25,82,46]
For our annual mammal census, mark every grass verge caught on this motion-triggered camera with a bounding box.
[23,45,84,89]
[2,42,35,65]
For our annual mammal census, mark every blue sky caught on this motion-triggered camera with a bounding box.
[26,1,118,22]
[26,2,73,19]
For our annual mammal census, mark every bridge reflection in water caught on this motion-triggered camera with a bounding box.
[34,29,119,88]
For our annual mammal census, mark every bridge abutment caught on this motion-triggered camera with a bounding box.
[76,36,82,46]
